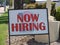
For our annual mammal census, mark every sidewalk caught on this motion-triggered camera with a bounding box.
[0,7,4,14]
[0,7,5,16]
[51,42,60,45]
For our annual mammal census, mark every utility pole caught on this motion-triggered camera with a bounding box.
[4,0,6,11]
[47,0,51,20]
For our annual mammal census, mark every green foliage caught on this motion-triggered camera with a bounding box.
[0,0,4,4]
[51,2,56,16]
[24,0,30,4]
[0,12,8,24]
[42,3,46,8]
[6,0,9,5]
[35,3,46,9]
[10,0,12,6]
[25,3,46,9]
[0,0,9,5]
[14,0,23,9]
[0,24,8,45]
[24,0,35,4]
[0,12,8,45]
[55,6,60,21]
[36,4,43,9]
[56,7,60,12]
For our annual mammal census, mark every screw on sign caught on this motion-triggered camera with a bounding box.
[11,13,46,32]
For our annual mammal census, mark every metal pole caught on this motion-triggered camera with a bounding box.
[47,0,51,45]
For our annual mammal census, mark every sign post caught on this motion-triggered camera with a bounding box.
[47,0,51,45]
[8,9,50,45]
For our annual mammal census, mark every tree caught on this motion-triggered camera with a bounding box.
[6,0,9,5]
[14,0,23,9]
[10,0,12,6]
[24,0,30,4]
[51,2,56,16]
[0,0,4,4]
[55,6,60,21]
[24,0,35,4]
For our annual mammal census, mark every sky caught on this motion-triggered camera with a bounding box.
[36,0,59,1]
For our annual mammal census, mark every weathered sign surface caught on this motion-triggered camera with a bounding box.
[9,9,49,35]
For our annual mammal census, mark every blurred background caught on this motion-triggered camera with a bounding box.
[0,0,60,45]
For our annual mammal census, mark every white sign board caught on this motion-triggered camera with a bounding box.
[9,9,49,35]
